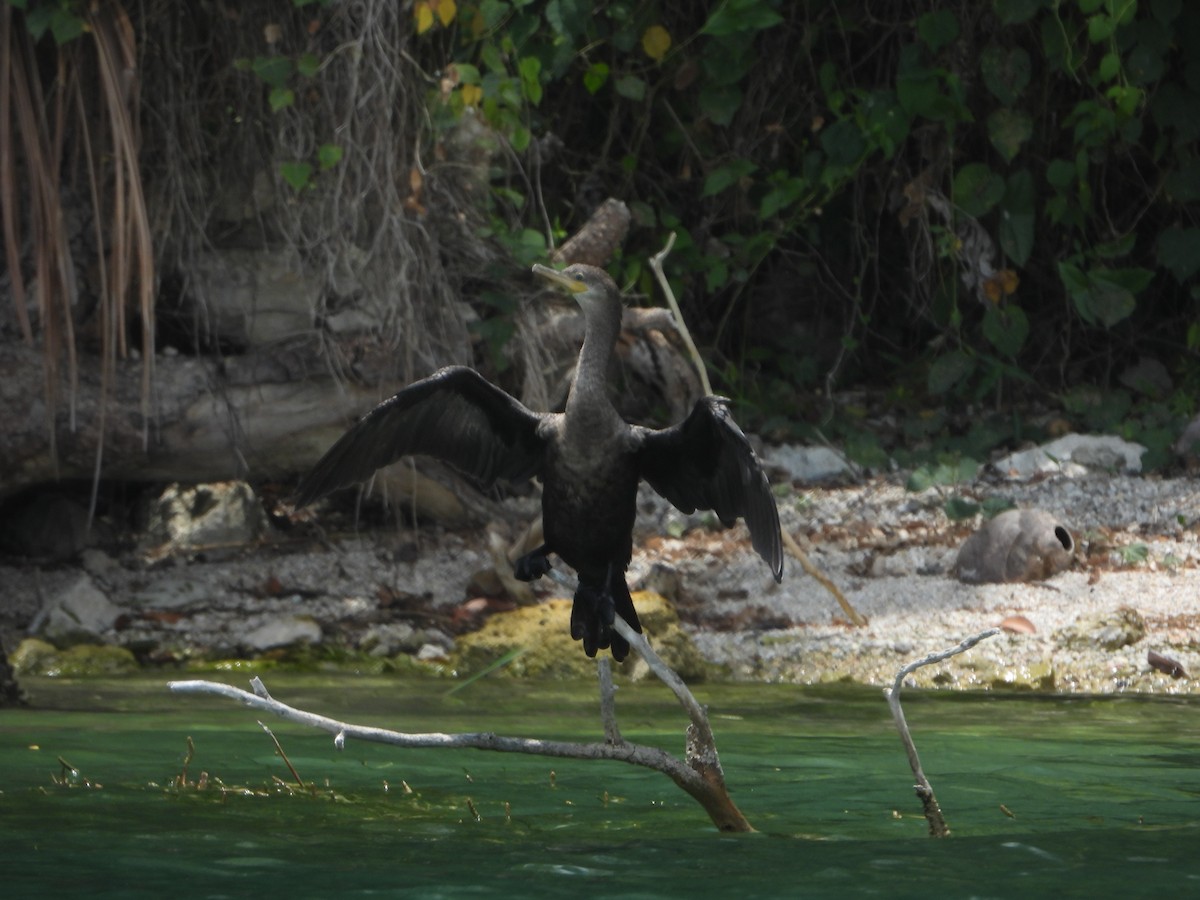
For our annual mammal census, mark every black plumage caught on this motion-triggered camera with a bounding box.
[293,263,783,660]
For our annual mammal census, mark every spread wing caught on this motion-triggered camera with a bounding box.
[293,366,547,507]
[635,397,783,581]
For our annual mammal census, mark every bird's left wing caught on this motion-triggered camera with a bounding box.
[293,366,547,507]
[635,397,783,581]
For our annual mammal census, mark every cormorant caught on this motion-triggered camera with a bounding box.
[293,263,783,660]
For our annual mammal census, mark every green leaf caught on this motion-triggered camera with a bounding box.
[928,350,976,394]
[268,87,295,112]
[279,162,313,192]
[705,258,729,292]
[583,62,610,94]
[819,119,866,168]
[862,89,909,157]
[999,169,1035,266]
[703,159,757,197]
[479,0,509,29]
[479,43,505,73]
[509,123,532,152]
[982,304,1029,357]
[1151,83,1200,142]
[1087,13,1116,42]
[1165,159,1200,203]
[1046,158,1077,189]
[614,74,646,101]
[296,53,322,78]
[49,8,85,44]
[1157,227,1200,282]
[759,175,806,220]
[1060,264,1151,328]
[917,9,960,52]
[1107,84,1143,117]
[1098,51,1121,83]
[953,163,1005,217]
[980,44,1031,105]
[252,56,294,89]
[455,64,481,85]
[993,0,1044,25]
[1094,232,1136,259]
[25,5,57,41]
[518,55,542,105]
[698,84,743,125]
[896,45,969,124]
[544,0,589,41]
[987,108,1032,162]
[944,496,982,521]
[702,0,784,36]
[317,143,343,170]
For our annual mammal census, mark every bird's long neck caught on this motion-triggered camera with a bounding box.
[565,300,621,430]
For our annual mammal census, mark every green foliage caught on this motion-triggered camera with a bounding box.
[233,43,343,192]
[396,0,1198,467]
[17,0,86,45]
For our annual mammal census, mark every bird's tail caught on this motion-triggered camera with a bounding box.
[570,569,642,661]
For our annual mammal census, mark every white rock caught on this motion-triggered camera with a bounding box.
[993,433,1146,480]
[767,444,854,482]
[37,575,123,646]
[241,616,322,651]
[144,481,268,552]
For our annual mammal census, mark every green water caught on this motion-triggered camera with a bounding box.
[1,675,1197,898]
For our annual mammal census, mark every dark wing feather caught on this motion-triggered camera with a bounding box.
[635,397,783,581]
[293,366,547,507]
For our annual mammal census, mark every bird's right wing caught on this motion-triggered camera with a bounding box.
[635,397,783,581]
[293,366,547,507]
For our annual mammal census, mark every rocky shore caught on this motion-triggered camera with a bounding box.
[3,439,1197,695]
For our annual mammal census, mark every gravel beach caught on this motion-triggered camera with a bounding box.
[4,462,1198,694]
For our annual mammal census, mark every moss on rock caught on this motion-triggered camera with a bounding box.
[12,639,139,676]
[451,591,708,681]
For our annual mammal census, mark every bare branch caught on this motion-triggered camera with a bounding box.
[168,673,749,830]
[649,232,713,397]
[649,235,861,628]
[169,605,754,832]
[886,628,1000,837]
[596,658,623,746]
[781,529,866,626]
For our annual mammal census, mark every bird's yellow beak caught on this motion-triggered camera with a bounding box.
[532,263,586,294]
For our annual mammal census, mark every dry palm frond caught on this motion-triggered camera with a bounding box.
[0,2,156,490]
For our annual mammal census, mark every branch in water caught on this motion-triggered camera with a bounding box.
[886,628,1000,837]
[169,613,752,832]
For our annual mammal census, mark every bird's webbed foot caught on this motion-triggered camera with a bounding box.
[513,545,553,582]
[570,579,626,661]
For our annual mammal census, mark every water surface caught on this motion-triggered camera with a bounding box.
[2,675,1197,897]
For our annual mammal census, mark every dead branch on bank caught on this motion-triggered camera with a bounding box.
[886,628,1000,837]
[650,232,865,627]
[169,613,752,833]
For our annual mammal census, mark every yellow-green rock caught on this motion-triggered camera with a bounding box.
[11,639,138,677]
[451,591,708,681]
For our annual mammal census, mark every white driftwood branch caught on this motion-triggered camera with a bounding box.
[170,676,680,768]
[886,628,1000,837]
[649,232,712,397]
[612,615,723,775]
[169,618,752,832]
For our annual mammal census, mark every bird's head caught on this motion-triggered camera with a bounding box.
[532,263,622,318]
